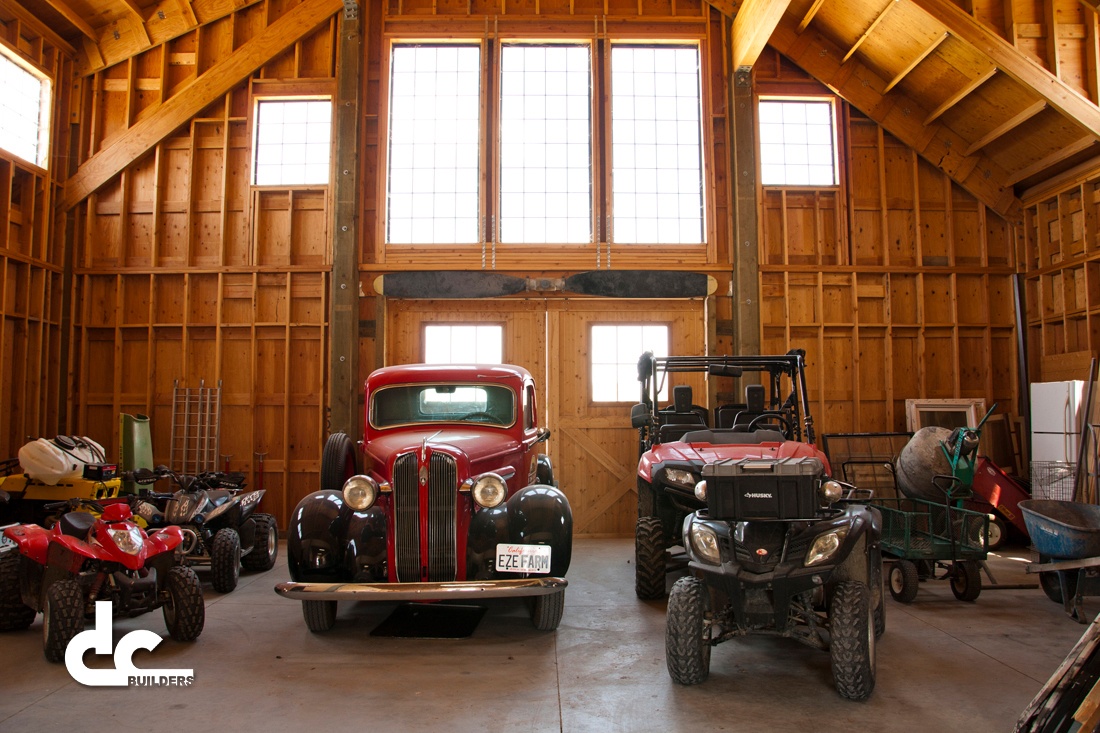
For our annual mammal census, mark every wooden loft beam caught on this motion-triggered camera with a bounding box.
[704,0,740,19]
[911,0,1100,140]
[964,99,1046,156]
[884,31,947,93]
[797,0,826,32]
[1004,136,1097,185]
[1083,0,1100,12]
[732,0,793,69]
[62,0,342,209]
[41,0,97,41]
[923,66,996,125]
[841,0,900,63]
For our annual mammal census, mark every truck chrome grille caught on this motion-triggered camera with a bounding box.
[392,451,458,582]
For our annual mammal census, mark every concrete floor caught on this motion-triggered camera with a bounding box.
[0,538,1091,732]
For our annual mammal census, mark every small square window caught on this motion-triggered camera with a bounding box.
[758,99,837,186]
[424,324,503,364]
[591,324,669,402]
[252,99,332,185]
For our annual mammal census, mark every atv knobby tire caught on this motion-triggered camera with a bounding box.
[242,513,279,571]
[870,548,886,639]
[666,576,711,685]
[210,527,242,593]
[530,590,565,631]
[829,581,876,701]
[635,516,666,600]
[303,600,337,632]
[0,552,35,631]
[163,565,205,641]
[43,579,84,663]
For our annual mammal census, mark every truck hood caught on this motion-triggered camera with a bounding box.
[638,439,831,481]
[365,427,522,469]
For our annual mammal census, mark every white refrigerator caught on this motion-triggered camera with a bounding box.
[1030,380,1087,463]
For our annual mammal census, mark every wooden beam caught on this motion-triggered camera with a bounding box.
[964,99,1046,156]
[704,0,740,19]
[62,0,342,210]
[911,0,1100,140]
[842,0,900,63]
[1004,135,1097,185]
[884,31,948,93]
[732,0,793,69]
[797,0,826,32]
[40,0,98,41]
[923,66,996,125]
[1082,0,1100,12]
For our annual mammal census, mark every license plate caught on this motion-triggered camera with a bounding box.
[495,543,552,574]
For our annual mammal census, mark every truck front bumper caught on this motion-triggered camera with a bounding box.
[274,577,567,602]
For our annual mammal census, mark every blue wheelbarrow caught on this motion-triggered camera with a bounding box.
[1022,499,1100,623]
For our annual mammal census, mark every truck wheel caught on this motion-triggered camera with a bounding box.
[163,565,205,641]
[0,552,35,631]
[303,600,336,632]
[666,576,711,685]
[321,433,357,492]
[210,528,241,593]
[43,579,84,663]
[888,560,919,604]
[635,516,666,600]
[530,590,565,631]
[829,581,876,701]
[242,513,278,571]
[870,548,886,639]
[950,560,982,602]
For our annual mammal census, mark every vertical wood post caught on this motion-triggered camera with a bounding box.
[328,1,362,438]
[731,63,761,357]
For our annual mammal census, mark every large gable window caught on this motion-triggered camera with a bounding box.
[0,46,51,168]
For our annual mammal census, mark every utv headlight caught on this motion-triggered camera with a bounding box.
[820,480,844,505]
[805,528,849,567]
[108,526,144,555]
[694,480,708,502]
[665,468,697,489]
[471,473,507,509]
[343,475,379,511]
[689,521,721,565]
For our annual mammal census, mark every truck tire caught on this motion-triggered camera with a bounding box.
[635,516,666,600]
[829,581,876,701]
[321,433,357,492]
[242,513,278,571]
[43,579,84,663]
[163,565,205,641]
[666,576,711,685]
[303,600,337,632]
[210,528,241,593]
[888,559,919,604]
[0,552,35,631]
[950,560,982,602]
[530,590,565,631]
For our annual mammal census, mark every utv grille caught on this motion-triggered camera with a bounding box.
[392,451,458,582]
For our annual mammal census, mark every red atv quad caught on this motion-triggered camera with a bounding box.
[0,495,205,661]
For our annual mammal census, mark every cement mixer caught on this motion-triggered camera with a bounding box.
[896,406,994,503]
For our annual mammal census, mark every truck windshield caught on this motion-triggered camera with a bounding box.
[371,384,516,428]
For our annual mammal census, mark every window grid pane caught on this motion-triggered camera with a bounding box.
[610,46,704,245]
[758,99,836,186]
[499,45,592,244]
[252,100,332,185]
[387,45,482,244]
[424,324,503,364]
[0,52,49,167]
[591,324,669,402]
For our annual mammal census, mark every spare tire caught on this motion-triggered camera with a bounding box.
[895,427,954,502]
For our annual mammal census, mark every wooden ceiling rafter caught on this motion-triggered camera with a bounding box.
[1004,135,1097,186]
[963,99,1047,156]
[1082,0,1100,12]
[841,0,900,63]
[732,0,793,69]
[922,65,996,126]
[884,31,947,93]
[40,0,98,41]
[796,0,826,32]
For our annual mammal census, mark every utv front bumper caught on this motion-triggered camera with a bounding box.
[274,577,567,602]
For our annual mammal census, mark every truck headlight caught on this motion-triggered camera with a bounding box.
[665,468,696,489]
[694,480,707,501]
[343,475,379,511]
[471,473,507,508]
[689,521,721,565]
[805,528,848,567]
[820,480,843,504]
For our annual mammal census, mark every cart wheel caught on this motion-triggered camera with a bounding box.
[984,517,1007,551]
[888,560,919,604]
[1038,555,1077,604]
[950,561,982,602]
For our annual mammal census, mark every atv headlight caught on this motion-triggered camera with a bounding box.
[471,473,507,509]
[805,528,848,567]
[694,480,707,502]
[343,475,379,511]
[689,521,721,565]
[665,468,697,489]
[108,526,145,556]
[820,480,844,505]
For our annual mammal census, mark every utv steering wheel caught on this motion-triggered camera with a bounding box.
[459,411,502,424]
[747,413,793,438]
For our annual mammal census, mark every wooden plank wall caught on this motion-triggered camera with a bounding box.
[67,0,339,526]
[0,7,74,458]
[755,50,1020,435]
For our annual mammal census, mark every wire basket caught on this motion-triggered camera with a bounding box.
[1030,461,1078,501]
